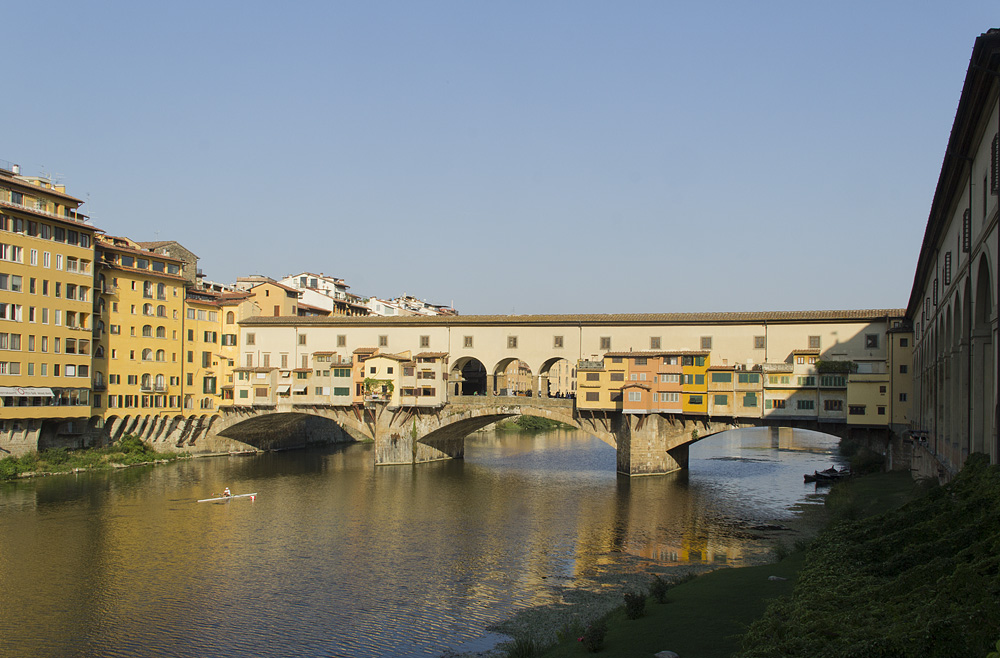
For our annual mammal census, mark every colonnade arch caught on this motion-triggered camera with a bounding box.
[972,255,994,456]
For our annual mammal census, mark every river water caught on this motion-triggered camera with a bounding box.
[0,427,842,658]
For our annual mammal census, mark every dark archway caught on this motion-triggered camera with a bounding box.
[450,357,487,395]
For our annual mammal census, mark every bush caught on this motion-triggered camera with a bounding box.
[500,635,538,658]
[649,574,670,603]
[555,617,585,643]
[623,591,646,619]
[580,618,607,653]
[0,458,19,480]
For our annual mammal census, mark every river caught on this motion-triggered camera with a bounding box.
[0,427,842,658]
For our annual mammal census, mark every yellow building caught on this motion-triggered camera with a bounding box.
[681,352,709,414]
[0,163,98,450]
[183,294,227,412]
[888,321,914,431]
[93,236,185,416]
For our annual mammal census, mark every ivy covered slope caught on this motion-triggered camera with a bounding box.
[738,454,1000,658]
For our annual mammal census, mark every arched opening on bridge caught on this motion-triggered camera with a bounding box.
[494,358,534,397]
[539,356,576,399]
[450,357,487,396]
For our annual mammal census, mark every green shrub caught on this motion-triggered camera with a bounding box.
[649,574,670,603]
[0,458,19,480]
[500,635,538,658]
[623,591,646,619]
[555,617,585,643]
[580,618,607,653]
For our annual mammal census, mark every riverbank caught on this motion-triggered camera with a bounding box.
[0,435,189,480]
[450,468,926,658]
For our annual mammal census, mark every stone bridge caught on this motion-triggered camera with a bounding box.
[198,395,858,476]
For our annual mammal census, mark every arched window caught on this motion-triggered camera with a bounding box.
[141,373,151,389]
[94,371,105,388]
[156,326,166,338]
[143,281,153,298]
[157,283,166,300]
[142,348,153,361]
[155,374,165,389]
[157,305,167,317]
[143,303,153,315]
[156,349,165,362]
[226,311,235,324]
[95,345,105,358]
[142,325,153,337]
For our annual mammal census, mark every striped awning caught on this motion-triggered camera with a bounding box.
[0,386,54,397]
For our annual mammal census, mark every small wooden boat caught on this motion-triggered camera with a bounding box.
[198,493,258,503]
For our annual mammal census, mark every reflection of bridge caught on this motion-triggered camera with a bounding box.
[201,395,856,476]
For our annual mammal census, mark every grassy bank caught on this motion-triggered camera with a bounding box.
[736,454,1000,657]
[508,468,926,658]
[0,435,187,481]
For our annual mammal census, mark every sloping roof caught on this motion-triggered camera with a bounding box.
[907,28,1000,316]
[241,309,907,328]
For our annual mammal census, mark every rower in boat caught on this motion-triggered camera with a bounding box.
[222,487,231,497]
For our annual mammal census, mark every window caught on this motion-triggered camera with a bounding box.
[808,335,820,349]
[766,398,787,409]
[743,392,757,407]
[711,372,732,383]
[797,399,815,410]
[204,331,218,343]
[754,335,765,349]
[798,376,816,386]
[585,392,600,402]
[700,336,712,350]
[246,333,255,345]
[379,335,388,347]
[634,357,647,366]
[687,395,703,405]
[714,394,728,405]
[899,337,909,348]
[628,391,642,402]
[899,393,908,402]
[298,334,307,346]
[865,334,879,349]
[507,336,518,349]
[824,399,843,411]
[420,335,430,348]
[553,335,564,349]
[610,372,624,381]
[599,336,611,350]
[944,251,952,286]
[849,405,866,415]
[660,373,680,383]
[650,337,661,350]
[737,372,760,384]
[820,375,846,387]
[899,364,908,374]
[463,335,473,348]
[585,372,600,381]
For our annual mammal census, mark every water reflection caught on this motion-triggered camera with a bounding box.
[0,427,841,658]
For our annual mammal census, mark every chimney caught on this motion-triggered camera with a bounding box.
[11,164,19,175]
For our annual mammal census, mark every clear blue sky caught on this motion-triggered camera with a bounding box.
[3,2,996,314]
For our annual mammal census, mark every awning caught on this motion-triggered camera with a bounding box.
[293,386,308,394]
[0,386,54,398]
[277,385,291,394]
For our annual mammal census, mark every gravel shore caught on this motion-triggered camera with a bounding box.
[441,503,829,658]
